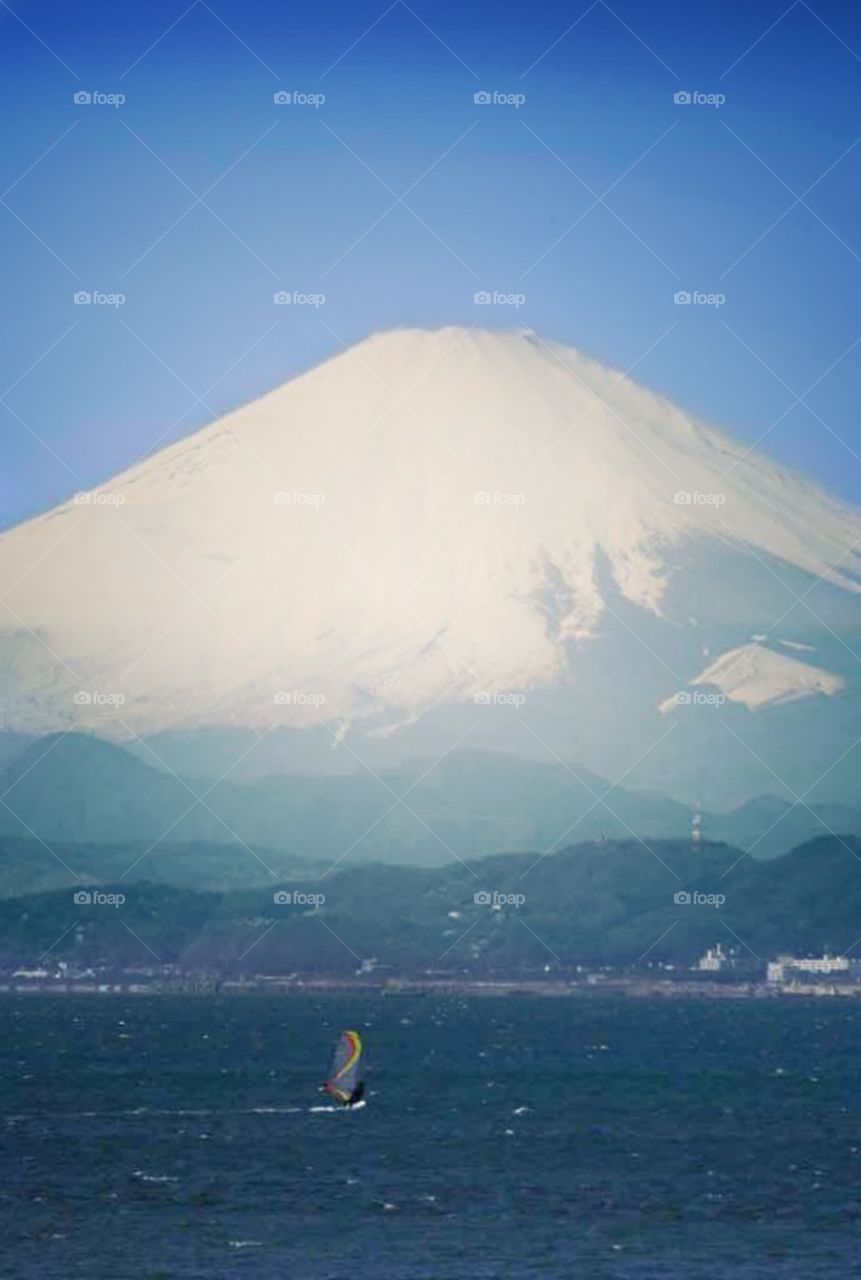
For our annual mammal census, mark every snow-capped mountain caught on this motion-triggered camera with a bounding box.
[1,326,859,809]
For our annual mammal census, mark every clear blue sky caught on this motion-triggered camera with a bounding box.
[1,0,859,526]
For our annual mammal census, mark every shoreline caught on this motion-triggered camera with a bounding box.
[2,976,860,999]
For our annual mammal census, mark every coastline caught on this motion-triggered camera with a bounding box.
[2,975,860,999]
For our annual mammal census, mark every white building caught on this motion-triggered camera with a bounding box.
[767,953,850,983]
[696,943,728,972]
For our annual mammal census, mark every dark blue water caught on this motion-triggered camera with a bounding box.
[2,995,860,1278]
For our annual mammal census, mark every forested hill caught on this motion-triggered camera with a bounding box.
[2,836,859,976]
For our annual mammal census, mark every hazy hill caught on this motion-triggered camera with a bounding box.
[4,732,858,877]
[0,733,692,863]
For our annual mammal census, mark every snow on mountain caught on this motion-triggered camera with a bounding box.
[0,326,859,745]
[659,643,845,712]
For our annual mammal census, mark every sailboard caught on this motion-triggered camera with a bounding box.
[323,1029,365,1108]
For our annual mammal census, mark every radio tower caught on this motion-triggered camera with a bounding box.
[690,765,707,855]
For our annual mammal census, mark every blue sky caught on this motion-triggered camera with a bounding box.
[1,0,859,526]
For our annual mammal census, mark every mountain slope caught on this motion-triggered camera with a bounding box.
[659,642,845,712]
[1,326,859,808]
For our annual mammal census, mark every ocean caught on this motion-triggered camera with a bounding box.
[2,994,859,1278]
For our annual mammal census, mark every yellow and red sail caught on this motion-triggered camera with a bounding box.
[324,1029,363,1105]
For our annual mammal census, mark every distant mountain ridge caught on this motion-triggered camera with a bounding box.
[0,733,858,880]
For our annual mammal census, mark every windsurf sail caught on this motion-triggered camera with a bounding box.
[323,1029,364,1106]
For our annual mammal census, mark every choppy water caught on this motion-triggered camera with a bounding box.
[2,995,860,1278]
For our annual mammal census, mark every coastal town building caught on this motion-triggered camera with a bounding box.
[696,943,729,972]
[766,953,850,983]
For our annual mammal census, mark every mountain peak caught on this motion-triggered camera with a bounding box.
[1,326,859,806]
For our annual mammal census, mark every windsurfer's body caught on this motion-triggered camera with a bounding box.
[320,1081,364,1107]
